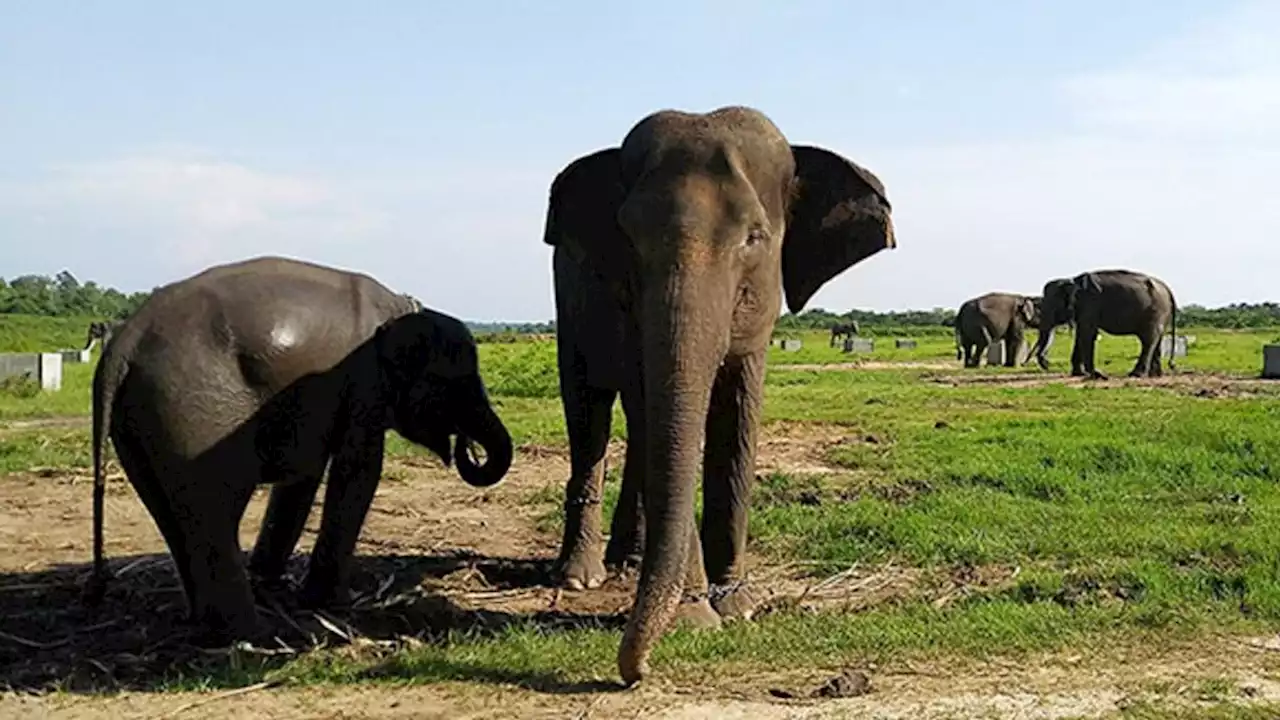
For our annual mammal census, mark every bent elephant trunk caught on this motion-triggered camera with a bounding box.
[454,387,513,488]
[618,280,725,686]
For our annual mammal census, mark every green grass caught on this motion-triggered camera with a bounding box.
[6,319,1280,692]
[0,314,101,353]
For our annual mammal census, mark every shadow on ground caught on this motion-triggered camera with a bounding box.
[0,551,628,695]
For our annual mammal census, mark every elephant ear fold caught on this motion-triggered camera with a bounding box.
[1074,272,1102,294]
[781,145,897,315]
[543,148,631,298]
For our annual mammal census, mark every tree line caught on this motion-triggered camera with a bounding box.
[5,271,1280,331]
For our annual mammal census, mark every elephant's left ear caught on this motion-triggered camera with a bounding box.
[781,145,897,314]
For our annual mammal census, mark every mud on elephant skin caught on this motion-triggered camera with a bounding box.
[953,292,1041,368]
[1033,269,1178,379]
[83,256,514,645]
[543,105,897,684]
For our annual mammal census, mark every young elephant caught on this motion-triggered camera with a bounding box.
[1033,269,1178,378]
[544,106,896,684]
[953,292,1040,367]
[85,256,513,643]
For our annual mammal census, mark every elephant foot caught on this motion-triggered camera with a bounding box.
[1088,371,1107,381]
[604,537,644,571]
[673,597,723,631]
[554,546,607,590]
[188,608,271,649]
[297,577,351,611]
[710,582,758,622]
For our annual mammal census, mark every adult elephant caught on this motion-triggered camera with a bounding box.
[1031,269,1177,378]
[953,292,1040,367]
[544,106,896,684]
[829,320,860,347]
[84,256,513,643]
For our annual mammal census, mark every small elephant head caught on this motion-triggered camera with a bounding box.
[375,310,513,488]
[1019,296,1041,327]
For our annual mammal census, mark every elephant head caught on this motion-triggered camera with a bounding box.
[1018,296,1039,327]
[544,106,895,684]
[375,310,513,488]
[1032,278,1077,369]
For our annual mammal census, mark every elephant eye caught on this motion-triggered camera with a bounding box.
[744,227,767,248]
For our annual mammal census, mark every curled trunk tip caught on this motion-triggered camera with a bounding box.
[454,406,513,488]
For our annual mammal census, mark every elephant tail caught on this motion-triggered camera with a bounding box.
[954,323,962,360]
[84,342,127,606]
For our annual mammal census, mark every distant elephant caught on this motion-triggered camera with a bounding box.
[544,105,896,684]
[829,321,861,347]
[954,292,1040,367]
[84,256,513,643]
[84,320,123,354]
[1032,269,1177,378]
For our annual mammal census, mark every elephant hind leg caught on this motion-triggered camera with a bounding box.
[162,461,261,643]
[605,385,645,569]
[1130,333,1159,378]
[116,434,198,615]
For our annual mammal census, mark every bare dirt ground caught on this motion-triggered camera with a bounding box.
[3,422,1280,718]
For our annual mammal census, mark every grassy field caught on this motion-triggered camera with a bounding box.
[4,320,1280,716]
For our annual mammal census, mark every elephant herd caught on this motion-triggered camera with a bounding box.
[82,105,897,685]
[954,269,1179,379]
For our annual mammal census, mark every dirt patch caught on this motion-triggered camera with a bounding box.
[776,361,957,372]
[753,421,875,477]
[0,424,927,695]
[10,637,1280,719]
[921,369,1280,397]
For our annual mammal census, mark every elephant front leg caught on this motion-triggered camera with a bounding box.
[555,382,616,590]
[700,352,765,621]
[299,427,384,610]
[1078,328,1106,380]
[249,475,323,589]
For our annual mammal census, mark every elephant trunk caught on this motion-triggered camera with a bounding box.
[1032,323,1056,369]
[618,276,726,686]
[454,381,513,488]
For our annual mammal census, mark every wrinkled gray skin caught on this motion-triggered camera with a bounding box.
[1032,269,1178,378]
[954,292,1040,368]
[84,320,123,353]
[829,320,861,347]
[83,256,513,644]
[544,106,896,685]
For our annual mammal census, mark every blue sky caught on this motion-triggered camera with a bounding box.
[3,1,1278,321]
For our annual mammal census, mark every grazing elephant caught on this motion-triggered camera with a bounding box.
[1032,269,1177,378]
[954,292,1040,367]
[544,105,896,684]
[828,320,861,347]
[85,256,513,643]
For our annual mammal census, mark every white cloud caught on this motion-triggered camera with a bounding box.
[804,1,1280,313]
[4,148,387,272]
[1062,2,1280,141]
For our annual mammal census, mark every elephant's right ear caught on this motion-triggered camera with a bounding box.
[543,148,631,297]
[1073,272,1102,294]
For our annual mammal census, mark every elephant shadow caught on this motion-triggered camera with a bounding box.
[0,551,627,695]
